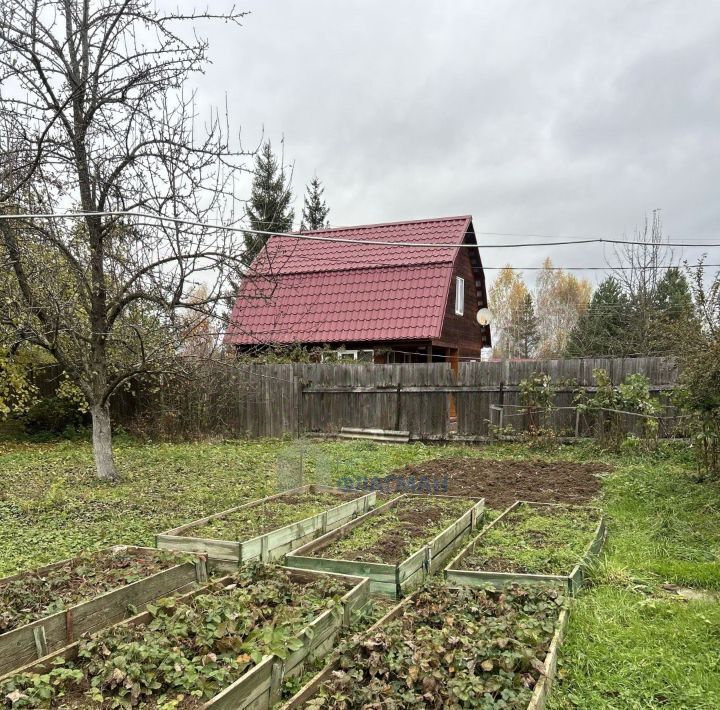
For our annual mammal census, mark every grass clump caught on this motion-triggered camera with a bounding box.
[462,503,600,575]
[549,587,720,709]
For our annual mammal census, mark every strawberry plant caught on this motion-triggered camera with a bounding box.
[0,565,349,708]
[0,548,188,634]
[302,581,565,708]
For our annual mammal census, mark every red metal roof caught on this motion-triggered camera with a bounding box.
[226,216,474,346]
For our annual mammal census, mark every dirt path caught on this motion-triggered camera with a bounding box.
[378,457,609,508]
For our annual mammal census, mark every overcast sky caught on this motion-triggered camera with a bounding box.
[192,0,720,287]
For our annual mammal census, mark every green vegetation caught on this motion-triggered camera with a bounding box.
[462,503,600,575]
[0,434,718,706]
[316,496,475,564]
[0,565,348,708]
[0,436,444,577]
[187,491,356,541]
[0,548,185,634]
[550,587,720,709]
[302,581,565,708]
[550,451,720,708]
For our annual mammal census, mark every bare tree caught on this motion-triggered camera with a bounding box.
[609,209,674,354]
[0,0,251,480]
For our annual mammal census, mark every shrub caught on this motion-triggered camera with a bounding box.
[23,396,86,434]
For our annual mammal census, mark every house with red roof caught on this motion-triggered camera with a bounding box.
[225,215,491,364]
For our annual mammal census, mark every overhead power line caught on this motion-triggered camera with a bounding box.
[1,209,719,249]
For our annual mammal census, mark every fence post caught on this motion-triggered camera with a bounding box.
[395,383,402,431]
[295,377,304,437]
[575,408,581,438]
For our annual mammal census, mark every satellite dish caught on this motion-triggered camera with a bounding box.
[476,308,493,326]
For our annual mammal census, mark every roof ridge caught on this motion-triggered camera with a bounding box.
[246,260,455,278]
[289,214,471,236]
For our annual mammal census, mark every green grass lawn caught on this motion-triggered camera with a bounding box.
[1,432,718,707]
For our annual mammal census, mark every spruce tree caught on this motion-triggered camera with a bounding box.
[566,277,629,356]
[301,175,330,230]
[654,267,694,321]
[243,141,295,264]
[510,293,539,358]
[651,267,697,353]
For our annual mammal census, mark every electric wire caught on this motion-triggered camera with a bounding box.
[1,209,719,249]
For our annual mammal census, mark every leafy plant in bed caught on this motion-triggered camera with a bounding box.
[297,581,565,709]
[184,492,357,542]
[0,548,187,635]
[315,496,475,565]
[461,503,601,576]
[0,566,350,708]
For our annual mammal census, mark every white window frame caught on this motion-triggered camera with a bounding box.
[454,276,465,315]
[324,349,374,362]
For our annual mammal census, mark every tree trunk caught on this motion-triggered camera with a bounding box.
[90,403,119,482]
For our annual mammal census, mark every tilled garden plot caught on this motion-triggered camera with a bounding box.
[460,502,602,575]
[314,495,475,565]
[183,491,358,541]
[285,495,484,597]
[0,566,365,709]
[156,486,374,568]
[285,581,567,709]
[378,457,608,507]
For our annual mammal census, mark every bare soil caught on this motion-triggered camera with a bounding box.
[379,457,609,509]
[316,497,474,565]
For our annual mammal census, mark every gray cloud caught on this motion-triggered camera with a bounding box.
[190,0,720,284]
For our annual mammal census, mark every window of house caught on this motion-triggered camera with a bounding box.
[455,277,465,315]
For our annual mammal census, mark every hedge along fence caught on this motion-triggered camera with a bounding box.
[281,585,570,710]
[0,568,370,710]
[284,494,485,598]
[156,485,376,571]
[0,546,207,677]
[444,501,607,594]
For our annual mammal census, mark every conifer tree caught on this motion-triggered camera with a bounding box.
[301,175,330,230]
[243,141,295,264]
[565,277,629,356]
[510,293,539,358]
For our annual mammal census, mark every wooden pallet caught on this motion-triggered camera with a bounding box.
[338,427,410,443]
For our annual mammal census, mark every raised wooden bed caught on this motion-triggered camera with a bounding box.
[156,485,376,571]
[284,494,485,598]
[0,546,207,677]
[445,500,607,593]
[0,567,370,710]
[282,585,570,710]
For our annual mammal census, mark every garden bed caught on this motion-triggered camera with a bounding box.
[373,457,607,507]
[445,501,606,593]
[0,565,370,709]
[0,546,207,677]
[156,485,375,570]
[284,494,484,598]
[283,581,569,709]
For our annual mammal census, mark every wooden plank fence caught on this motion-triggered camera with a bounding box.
[30,357,682,441]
